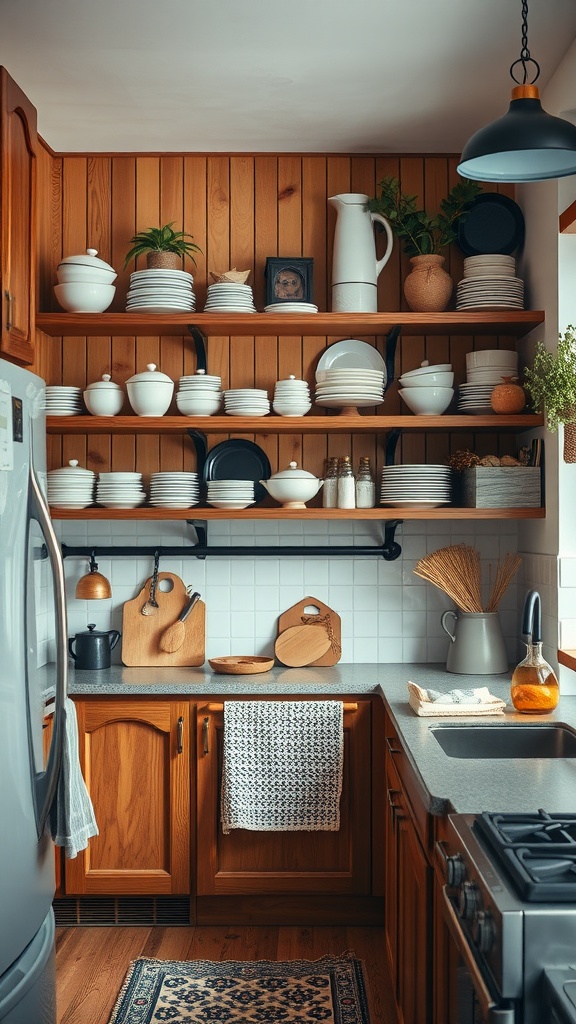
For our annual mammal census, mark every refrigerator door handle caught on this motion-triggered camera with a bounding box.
[27,463,68,838]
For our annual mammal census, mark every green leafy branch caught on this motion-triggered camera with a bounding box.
[365,177,480,258]
[523,326,576,431]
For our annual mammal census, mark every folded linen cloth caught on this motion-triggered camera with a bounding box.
[407,681,506,717]
[220,700,344,834]
[50,697,99,858]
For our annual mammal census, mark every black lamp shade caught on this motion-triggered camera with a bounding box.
[458,86,576,182]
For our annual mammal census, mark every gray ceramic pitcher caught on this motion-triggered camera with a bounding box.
[441,610,508,674]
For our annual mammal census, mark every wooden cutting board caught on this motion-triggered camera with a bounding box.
[121,572,205,667]
[275,597,342,667]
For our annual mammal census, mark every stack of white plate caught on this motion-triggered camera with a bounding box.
[206,479,255,509]
[264,302,318,314]
[47,460,95,509]
[203,283,257,313]
[456,255,524,310]
[272,375,312,416]
[380,464,453,509]
[45,386,84,416]
[96,472,146,509]
[315,368,385,410]
[125,269,196,313]
[223,388,270,416]
[176,371,223,415]
[149,472,200,508]
[458,349,519,413]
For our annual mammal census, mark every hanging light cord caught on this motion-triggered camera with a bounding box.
[510,0,540,85]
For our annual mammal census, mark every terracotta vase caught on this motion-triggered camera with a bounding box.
[146,251,182,270]
[403,254,453,313]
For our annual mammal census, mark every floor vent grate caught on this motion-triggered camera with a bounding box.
[53,895,192,926]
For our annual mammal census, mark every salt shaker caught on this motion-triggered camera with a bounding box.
[355,456,375,508]
[337,455,356,509]
[322,456,339,508]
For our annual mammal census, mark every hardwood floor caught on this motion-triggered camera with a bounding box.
[55,925,392,1023]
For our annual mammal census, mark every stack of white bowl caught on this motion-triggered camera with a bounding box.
[203,282,257,313]
[206,480,255,509]
[47,460,95,509]
[223,388,270,416]
[125,269,196,313]
[314,368,385,411]
[458,349,519,413]
[54,249,116,313]
[398,362,454,415]
[149,472,200,508]
[272,375,312,416]
[96,472,146,509]
[176,371,222,416]
[380,464,453,509]
[264,301,318,314]
[45,386,84,416]
[456,255,524,310]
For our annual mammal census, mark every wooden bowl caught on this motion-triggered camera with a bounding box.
[208,656,274,675]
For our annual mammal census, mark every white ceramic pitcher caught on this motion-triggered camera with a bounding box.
[328,193,394,312]
[441,610,508,675]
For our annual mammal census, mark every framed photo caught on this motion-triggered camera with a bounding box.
[265,257,314,305]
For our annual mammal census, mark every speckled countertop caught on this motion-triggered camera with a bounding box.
[56,662,576,818]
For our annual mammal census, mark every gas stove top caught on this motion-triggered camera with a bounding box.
[474,810,576,902]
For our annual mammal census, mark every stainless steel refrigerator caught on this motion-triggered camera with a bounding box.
[0,358,67,1024]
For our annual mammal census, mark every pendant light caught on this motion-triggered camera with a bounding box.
[75,550,112,600]
[458,0,576,183]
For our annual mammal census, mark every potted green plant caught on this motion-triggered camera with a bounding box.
[523,325,576,462]
[123,222,202,271]
[365,177,480,311]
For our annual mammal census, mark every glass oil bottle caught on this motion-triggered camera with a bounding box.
[511,590,559,714]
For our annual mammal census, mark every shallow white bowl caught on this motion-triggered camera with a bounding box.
[272,402,312,417]
[54,282,115,313]
[126,380,173,417]
[400,363,452,379]
[399,371,454,389]
[83,389,124,416]
[176,395,221,416]
[466,349,518,369]
[399,386,454,415]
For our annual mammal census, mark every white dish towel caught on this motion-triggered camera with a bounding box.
[50,697,99,858]
[220,700,344,834]
[408,681,507,717]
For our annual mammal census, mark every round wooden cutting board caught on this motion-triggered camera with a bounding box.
[274,623,332,667]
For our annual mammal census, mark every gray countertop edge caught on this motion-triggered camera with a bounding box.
[42,662,576,817]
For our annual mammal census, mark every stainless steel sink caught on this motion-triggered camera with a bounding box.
[430,724,576,759]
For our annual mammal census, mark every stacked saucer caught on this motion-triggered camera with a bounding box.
[96,472,146,509]
[223,388,270,416]
[203,282,256,313]
[264,302,318,314]
[458,349,519,413]
[314,368,385,412]
[273,375,312,416]
[206,479,255,509]
[176,371,223,416]
[456,255,524,310]
[149,472,200,508]
[47,460,95,509]
[125,269,196,313]
[380,464,453,509]
[45,386,84,416]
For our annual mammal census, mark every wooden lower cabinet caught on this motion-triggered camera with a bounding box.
[65,698,191,895]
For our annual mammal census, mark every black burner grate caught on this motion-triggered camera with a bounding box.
[474,810,576,901]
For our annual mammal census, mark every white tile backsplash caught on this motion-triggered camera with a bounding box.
[55,519,526,665]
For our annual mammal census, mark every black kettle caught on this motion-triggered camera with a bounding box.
[68,624,121,670]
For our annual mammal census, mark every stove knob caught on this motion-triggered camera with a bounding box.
[458,881,479,920]
[445,854,466,888]
[472,911,495,953]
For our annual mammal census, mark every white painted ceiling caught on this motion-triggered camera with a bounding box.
[2,0,576,154]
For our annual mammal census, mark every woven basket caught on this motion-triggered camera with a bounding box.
[564,420,576,463]
[146,251,182,270]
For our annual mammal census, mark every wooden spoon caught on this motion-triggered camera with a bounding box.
[158,591,201,653]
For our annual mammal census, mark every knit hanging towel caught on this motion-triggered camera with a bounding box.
[220,700,344,833]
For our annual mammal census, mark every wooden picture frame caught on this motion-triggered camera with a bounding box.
[265,257,314,305]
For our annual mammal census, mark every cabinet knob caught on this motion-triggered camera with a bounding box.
[4,291,14,332]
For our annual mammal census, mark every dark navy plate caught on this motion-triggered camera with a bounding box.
[203,439,272,504]
[457,192,525,256]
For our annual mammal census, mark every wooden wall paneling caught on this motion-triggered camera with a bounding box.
[375,157,402,315]
[159,156,186,471]
[183,156,207,472]
[302,158,329,479]
[86,157,114,470]
[326,158,352,473]
[277,157,304,473]
[254,157,280,475]
[205,157,231,465]
[350,158,380,475]
[134,158,161,479]
[110,157,137,471]
[229,157,256,435]
[396,158,425,466]
[61,158,88,397]
[423,157,451,467]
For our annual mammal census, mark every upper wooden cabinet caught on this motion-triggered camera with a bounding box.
[0,68,37,365]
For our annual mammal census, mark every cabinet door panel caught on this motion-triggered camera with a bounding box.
[65,700,190,895]
[197,701,371,895]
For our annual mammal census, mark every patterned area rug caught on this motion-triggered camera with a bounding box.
[108,953,371,1023]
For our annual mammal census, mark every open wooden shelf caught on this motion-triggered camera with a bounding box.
[47,413,544,434]
[49,506,545,521]
[37,310,546,338]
